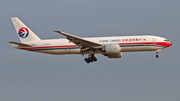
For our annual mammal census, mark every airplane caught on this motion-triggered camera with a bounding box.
[8,17,172,63]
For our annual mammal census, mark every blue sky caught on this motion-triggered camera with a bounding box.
[0,0,180,101]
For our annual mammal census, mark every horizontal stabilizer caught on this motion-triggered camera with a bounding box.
[7,41,32,47]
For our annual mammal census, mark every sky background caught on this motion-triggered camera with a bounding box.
[0,0,180,101]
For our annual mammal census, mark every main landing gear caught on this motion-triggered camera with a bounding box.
[84,54,97,63]
[155,49,161,58]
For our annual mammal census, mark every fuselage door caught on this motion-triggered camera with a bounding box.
[152,38,157,44]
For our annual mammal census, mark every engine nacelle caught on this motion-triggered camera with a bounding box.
[107,52,122,58]
[102,44,122,58]
[102,44,121,54]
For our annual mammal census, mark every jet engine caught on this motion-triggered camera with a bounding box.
[102,44,122,58]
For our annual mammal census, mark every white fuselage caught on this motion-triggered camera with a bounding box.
[15,35,171,55]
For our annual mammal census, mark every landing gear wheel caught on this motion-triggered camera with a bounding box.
[87,61,90,63]
[89,57,93,62]
[84,54,97,63]
[84,58,90,63]
[93,57,97,62]
[156,55,159,58]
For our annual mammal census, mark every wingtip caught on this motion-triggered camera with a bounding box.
[53,30,62,33]
[7,41,13,43]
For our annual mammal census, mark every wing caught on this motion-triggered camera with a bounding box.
[53,30,103,49]
[7,41,32,47]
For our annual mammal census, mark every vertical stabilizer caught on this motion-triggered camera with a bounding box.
[11,17,41,43]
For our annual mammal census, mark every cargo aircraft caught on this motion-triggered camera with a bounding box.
[8,17,172,63]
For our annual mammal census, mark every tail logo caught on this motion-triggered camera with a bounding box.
[18,27,29,38]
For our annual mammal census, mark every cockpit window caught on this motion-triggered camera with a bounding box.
[164,39,170,42]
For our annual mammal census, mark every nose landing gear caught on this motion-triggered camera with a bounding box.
[156,54,159,58]
[84,54,97,64]
[155,49,161,58]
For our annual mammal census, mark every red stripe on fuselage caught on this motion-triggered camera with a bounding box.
[119,42,171,47]
[156,42,171,47]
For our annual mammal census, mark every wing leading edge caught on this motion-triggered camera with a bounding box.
[53,30,103,51]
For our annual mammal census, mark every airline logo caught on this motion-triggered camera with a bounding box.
[18,27,29,38]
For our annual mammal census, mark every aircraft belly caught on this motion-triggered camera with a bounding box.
[36,49,81,55]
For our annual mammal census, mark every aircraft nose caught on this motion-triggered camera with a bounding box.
[165,41,172,47]
[169,41,172,47]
